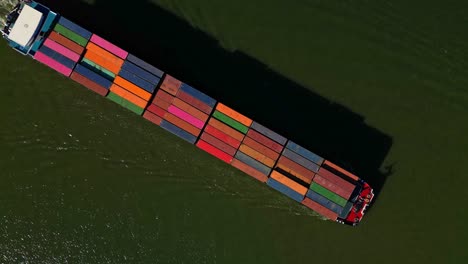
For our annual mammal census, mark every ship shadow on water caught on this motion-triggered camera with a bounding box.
[39,0,393,212]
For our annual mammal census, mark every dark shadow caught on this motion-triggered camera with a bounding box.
[39,0,393,207]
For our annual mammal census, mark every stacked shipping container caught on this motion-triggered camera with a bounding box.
[23,10,369,223]
[108,54,163,115]
[70,33,126,97]
[269,141,358,220]
[143,75,215,144]
[34,17,91,77]
[233,122,286,182]
[197,103,250,164]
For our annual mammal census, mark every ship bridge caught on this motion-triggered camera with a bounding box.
[7,4,43,47]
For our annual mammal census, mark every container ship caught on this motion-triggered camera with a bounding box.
[2,1,374,226]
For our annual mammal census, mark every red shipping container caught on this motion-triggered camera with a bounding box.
[204,125,242,149]
[160,74,182,95]
[172,98,209,121]
[200,133,237,156]
[177,91,212,114]
[154,89,174,104]
[317,168,356,193]
[208,118,245,141]
[147,104,166,118]
[243,136,280,161]
[48,31,85,55]
[276,156,315,183]
[196,140,233,163]
[302,197,338,221]
[231,159,268,183]
[152,97,171,111]
[163,112,201,136]
[70,72,108,96]
[246,129,283,153]
[275,163,312,185]
[323,160,360,181]
[313,174,353,200]
[143,110,163,126]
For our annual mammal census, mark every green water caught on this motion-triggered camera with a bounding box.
[1,0,468,262]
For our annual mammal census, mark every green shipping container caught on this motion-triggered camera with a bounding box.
[54,24,88,47]
[213,111,248,134]
[310,183,347,207]
[107,92,144,115]
[81,58,116,80]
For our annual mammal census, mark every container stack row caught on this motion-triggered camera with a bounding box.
[196,103,252,164]
[107,54,163,115]
[230,122,286,182]
[305,160,360,220]
[70,33,124,96]
[29,13,365,222]
[143,74,216,144]
[267,140,359,220]
[34,16,91,77]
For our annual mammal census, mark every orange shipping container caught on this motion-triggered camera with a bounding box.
[275,163,313,185]
[215,103,252,127]
[163,112,201,136]
[238,144,276,168]
[270,170,308,195]
[84,50,122,74]
[172,98,209,122]
[323,160,360,181]
[86,42,124,68]
[109,84,148,109]
[276,156,316,183]
[114,76,151,101]
[208,118,245,141]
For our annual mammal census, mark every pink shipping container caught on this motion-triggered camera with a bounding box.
[90,34,128,59]
[168,105,205,129]
[43,39,80,62]
[34,51,72,76]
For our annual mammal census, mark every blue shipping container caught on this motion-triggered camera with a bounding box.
[339,201,354,219]
[179,83,216,108]
[126,54,164,78]
[38,45,75,69]
[267,178,305,203]
[286,141,324,165]
[121,61,160,85]
[42,11,58,33]
[250,122,287,145]
[282,149,320,173]
[306,190,343,214]
[160,120,197,144]
[234,151,271,175]
[118,68,156,93]
[74,64,113,89]
[57,16,92,39]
